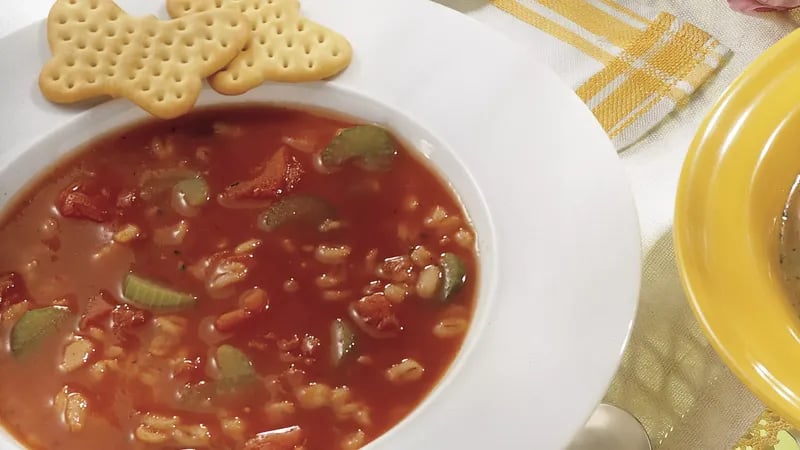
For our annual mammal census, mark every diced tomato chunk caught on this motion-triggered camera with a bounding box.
[80,291,115,329]
[350,293,401,338]
[0,272,27,308]
[56,179,113,222]
[221,147,304,201]
[110,304,149,337]
[243,426,306,450]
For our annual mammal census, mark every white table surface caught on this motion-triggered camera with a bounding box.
[3,0,799,448]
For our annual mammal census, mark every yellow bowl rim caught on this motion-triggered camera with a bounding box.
[675,29,800,426]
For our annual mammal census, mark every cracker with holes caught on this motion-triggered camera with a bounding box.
[39,0,250,119]
[166,0,353,95]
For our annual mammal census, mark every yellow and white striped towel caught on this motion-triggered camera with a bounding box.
[464,0,730,150]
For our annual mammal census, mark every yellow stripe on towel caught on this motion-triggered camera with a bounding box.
[491,0,613,64]
[490,0,729,149]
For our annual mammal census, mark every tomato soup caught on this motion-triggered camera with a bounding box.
[0,106,477,449]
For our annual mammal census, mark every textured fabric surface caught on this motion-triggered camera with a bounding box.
[485,0,729,150]
[433,0,800,448]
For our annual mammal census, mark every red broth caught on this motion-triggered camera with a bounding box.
[0,106,477,449]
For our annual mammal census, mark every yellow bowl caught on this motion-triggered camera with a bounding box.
[675,29,800,424]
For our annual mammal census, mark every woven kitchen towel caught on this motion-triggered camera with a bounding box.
[458,0,730,150]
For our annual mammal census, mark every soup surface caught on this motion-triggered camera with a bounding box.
[780,177,800,304]
[0,106,477,449]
